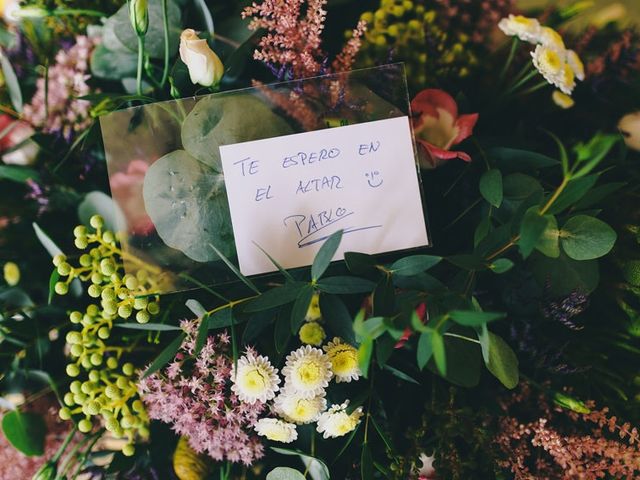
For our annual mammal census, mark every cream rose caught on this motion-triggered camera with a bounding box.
[618,112,640,152]
[179,29,224,88]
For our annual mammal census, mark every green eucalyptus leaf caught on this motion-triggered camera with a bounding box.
[560,215,616,260]
[143,149,235,263]
[185,298,207,318]
[519,207,549,258]
[502,173,543,200]
[243,283,305,312]
[114,322,182,331]
[486,332,519,389]
[489,258,514,274]
[311,230,343,282]
[383,364,419,384]
[389,255,442,276]
[531,251,599,296]
[266,467,306,480]
[270,448,330,480]
[546,175,599,215]
[417,331,433,370]
[319,294,356,344]
[449,310,506,326]
[431,331,446,376]
[90,44,138,80]
[1,411,45,456]
[290,285,314,333]
[536,215,560,258]
[479,169,503,207]
[488,147,559,171]
[142,333,185,378]
[182,94,293,171]
[0,165,40,183]
[316,276,375,294]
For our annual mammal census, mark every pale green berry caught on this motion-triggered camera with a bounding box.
[73,392,87,404]
[100,259,115,276]
[122,363,135,376]
[89,215,104,229]
[98,327,110,339]
[55,282,69,295]
[105,385,120,399]
[73,225,87,237]
[89,370,100,382]
[81,315,93,327]
[105,417,120,432]
[70,381,82,394]
[135,310,150,324]
[103,300,118,315]
[133,297,148,310]
[116,376,129,389]
[66,363,80,377]
[81,382,93,394]
[103,231,115,244]
[132,400,144,413]
[79,254,92,267]
[59,407,72,420]
[70,344,84,357]
[90,353,102,366]
[118,304,132,319]
[120,415,135,428]
[63,392,75,406]
[147,302,160,315]
[122,444,135,457]
[57,262,72,276]
[53,254,66,267]
[66,331,82,344]
[106,357,118,369]
[75,236,88,249]
[87,304,99,316]
[78,419,92,433]
[124,275,138,290]
[101,288,116,301]
[90,272,103,284]
[85,401,100,416]
[69,311,83,324]
[81,356,93,369]
[87,284,101,298]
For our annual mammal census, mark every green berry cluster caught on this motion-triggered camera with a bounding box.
[54,215,161,455]
[352,0,477,87]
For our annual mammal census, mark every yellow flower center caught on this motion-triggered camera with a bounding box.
[239,368,267,394]
[296,361,322,385]
[264,426,289,442]
[541,49,562,73]
[331,350,358,375]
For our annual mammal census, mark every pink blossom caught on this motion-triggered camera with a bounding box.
[0,114,39,166]
[411,89,479,168]
[109,159,155,236]
[137,323,265,465]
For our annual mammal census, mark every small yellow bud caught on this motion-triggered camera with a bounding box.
[89,215,104,230]
[3,262,20,286]
[299,322,326,346]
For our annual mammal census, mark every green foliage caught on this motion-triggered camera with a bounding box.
[266,467,306,480]
[1,411,46,456]
[479,169,503,207]
[485,332,519,389]
[560,215,617,260]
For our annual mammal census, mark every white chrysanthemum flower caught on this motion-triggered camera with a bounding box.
[498,15,541,43]
[254,418,297,443]
[323,338,361,383]
[316,401,364,439]
[282,345,333,398]
[566,49,585,81]
[552,90,575,109]
[231,350,280,404]
[536,26,565,51]
[531,45,574,95]
[274,391,327,424]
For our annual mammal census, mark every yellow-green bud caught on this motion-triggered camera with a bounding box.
[100,259,116,276]
[116,376,129,389]
[91,272,103,284]
[122,363,135,376]
[69,311,83,324]
[70,344,84,357]
[85,401,100,416]
[63,392,75,406]
[122,444,135,457]
[66,331,82,344]
[58,407,72,420]
[132,400,145,413]
[133,297,148,310]
[101,288,116,301]
[98,327,111,339]
[3,262,20,286]
[88,284,101,298]
[81,356,93,369]
[124,275,139,290]
[73,225,87,237]
[57,262,72,276]
[107,357,118,369]
[105,417,120,432]
[70,380,82,394]
[136,310,150,324]
[90,353,103,366]
[53,254,66,267]
[105,385,120,399]
[74,236,88,249]
[89,370,100,382]
[55,282,69,295]
[81,382,94,394]
[78,419,93,433]
[129,0,149,36]
[89,215,104,230]
[103,231,115,244]
[66,364,80,377]
[118,304,133,318]
[147,302,160,315]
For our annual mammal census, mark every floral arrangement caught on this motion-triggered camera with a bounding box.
[1,0,640,479]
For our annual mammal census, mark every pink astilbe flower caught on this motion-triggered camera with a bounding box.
[137,320,265,465]
[242,0,366,79]
[22,35,98,141]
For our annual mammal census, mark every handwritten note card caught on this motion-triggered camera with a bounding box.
[219,116,429,276]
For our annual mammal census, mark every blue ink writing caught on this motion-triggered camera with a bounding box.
[295,176,343,194]
[234,157,259,176]
[255,185,274,201]
[358,141,381,156]
[282,148,341,168]
[365,170,383,188]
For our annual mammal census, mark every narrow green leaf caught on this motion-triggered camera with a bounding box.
[185,298,207,318]
[311,229,343,281]
[479,169,503,207]
[0,165,40,183]
[477,323,490,364]
[142,333,185,378]
[489,258,514,274]
[383,364,420,384]
[354,317,386,341]
[561,215,617,260]
[519,207,549,258]
[208,308,245,329]
[432,331,446,376]
[449,310,506,326]
[488,147,559,171]
[275,308,292,353]
[290,285,314,334]
[242,311,275,344]
[114,323,182,331]
[0,49,23,112]
[1,411,45,456]
[243,283,305,312]
[253,241,294,282]
[389,255,442,276]
[361,442,374,480]
[48,269,59,305]
[370,416,394,452]
[572,133,618,178]
[178,273,229,302]
[33,223,63,257]
[344,251,378,275]
[417,331,433,370]
[316,276,376,294]
[373,275,395,316]
[194,313,209,355]
[486,332,519,389]
[357,338,374,378]
[546,175,598,214]
[320,294,356,344]
[208,243,260,294]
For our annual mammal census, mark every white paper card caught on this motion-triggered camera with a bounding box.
[219,116,429,276]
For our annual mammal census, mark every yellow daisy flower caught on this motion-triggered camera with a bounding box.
[231,349,280,404]
[323,338,361,383]
[274,391,327,424]
[282,345,333,398]
[254,418,297,443]
[316,401,364,439]
[299,322,326,346]
[552,90,575,109]
[498,15,541,43]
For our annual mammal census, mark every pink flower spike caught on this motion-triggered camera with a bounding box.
[410,89,479,169]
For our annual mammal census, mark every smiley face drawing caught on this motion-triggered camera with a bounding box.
[365,170,383,188]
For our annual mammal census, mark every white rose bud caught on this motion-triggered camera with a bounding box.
[618,112,640,152]
[179,29,224,88]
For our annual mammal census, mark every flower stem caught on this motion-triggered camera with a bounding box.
[499,37,519,82]
[160,0,170,88]
[136,35,145,96]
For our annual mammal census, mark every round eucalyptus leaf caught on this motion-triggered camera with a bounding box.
[181,94,293,171]
[561,215,617,261]
[143,149,235,262]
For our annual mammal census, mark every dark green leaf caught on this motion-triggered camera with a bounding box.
[185,298,207,318]
[477,323,490,363]
[546,175,599,214]
[0,165,40,183]
[561,215,617,260]
[320,294,356,344]
[536,214,560,258]
[479,169,503,207]
[531,251,600,296]
[449,310,506,326]
[253,242,295,282]
[390,255,442,276]
[474,216,492,247]
[316,276,375,294]
[242,311,275,344]
[519,207,549,258]
[142,333,185,378]
[432,331,446,376]
[574,182,625,210]
[275,308,292,353]
[373,275,395,316]
[90,44,137,80]
[361,443,374,480]
[208,308,237,329]
[270,447,330,480]
[489,258,514,274]
[573,134,618,178]
[446,254,485,271]
[290,285,315,333]
[1,411,45,456]
[244,283,305,312]
[344,251,378,275]
[357,338,374,378]
[311,230,343,281]
[354,317,386,340]
[488,147,559,171]
[486,332,519,389]
[429,331,482,387]
[383,364,420,384]
[194,314,209,355]
[502,173,543,200]
[417,331,434,370]
[47,269,59,305]
[0,50,22,112]
[114,323,181,331]
[375,334,395,366]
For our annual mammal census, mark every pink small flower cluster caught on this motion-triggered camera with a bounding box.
[242,0,366,79]
[22,35,98,141]
[137,320,266,465]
